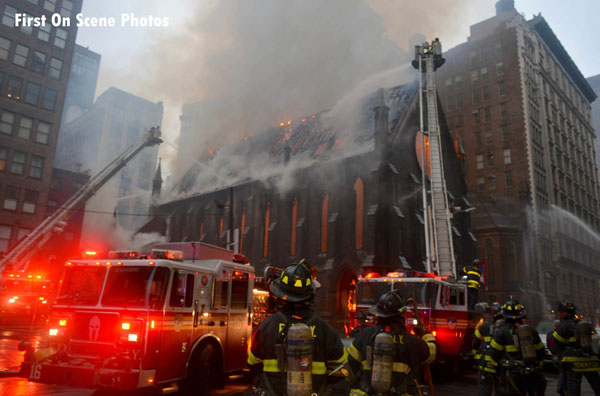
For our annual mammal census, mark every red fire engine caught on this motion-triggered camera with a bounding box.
[19,242,255,394]
[352,270,476,367]
[0,272,53,326]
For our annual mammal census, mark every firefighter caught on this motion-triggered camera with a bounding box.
[472,302,503,396]
[490,298,546,395]
[347,291,437,396]
[552,300,600,395]
[247,260,347,396]
[462,259,483,310]
[349,310,368,338]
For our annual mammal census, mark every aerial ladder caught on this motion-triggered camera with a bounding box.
[0,127,163,273]
[412,39,456,278]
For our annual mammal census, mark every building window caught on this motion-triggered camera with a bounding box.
[488,174,496,190]
[506,171,513,187]
[487,151,494,166]
[60,0,73,17]
[54,28,67,49]
[0,146,7,171]
[19,12,33,35]
[31,51,46,74]
[13,44,29,67]
[0,37,10,60]
[354,178,364,250]
[3,186,18,210]
[482,86,489,101]
[457,115,463,127]
[484,107,491,122]
[471,71,478,83]
[29,155,43,179]
[485,129,492,145]
[476,154,483,169]
[44,0,56,12]
[239,208,246,253]
[499,103,507,120]
[473,111,481,124]
[11,151,26,175]
[37,24,51,42]
[35,121,50,144]
[263,202,270,257]
[24,82,41,105]
[498,81,506,96]
[17,117,33,140]
[0,111,15,134]
[480,67,488,80]
[49,58,62,79]
[473,88,480,104]
[290,198,297,256]
[22,190,38,214]
[501,125,509,141]
[503,148,512,164]
[17,228,31,241]
[475,131,482,147]
[7,76,23,99]
[321,192,329,253]
[42,88,57,111]
[1,5,16,27]
[478,177,485,191]
[0,225,11,252]
[496,62,504,76]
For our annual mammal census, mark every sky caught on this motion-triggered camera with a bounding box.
[75,0,600,178]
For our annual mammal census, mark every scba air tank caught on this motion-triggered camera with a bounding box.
[287,323,314,396]
[371,332,394,394]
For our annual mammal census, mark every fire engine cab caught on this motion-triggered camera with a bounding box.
[19,242,255,394]
[353,270,477,366]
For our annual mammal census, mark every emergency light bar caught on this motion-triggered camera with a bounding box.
[151,249,184,262]
[108,251,141,259]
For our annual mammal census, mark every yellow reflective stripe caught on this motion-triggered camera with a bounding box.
[247,351,262,365]
[361,360,371,370]
[475,328,484,340]
[484,336,491,342]
[491,339,504,351]
[534,342,544,350]
[474,353,482,360]
[263,359,280,372]
[424,341,436,364]
[422,334,436,343]
[506,345,519,352]
[393,362,411,373]
[329,348,348,364]
[350,389,368,396]
[484,355,498,366]
[567,337,577,343]
[467,271,481,276]
[483,367,497,373]
[553,331,567,344]
[562,356,600,363]
[312,361,326,374]
[348,344,361,361]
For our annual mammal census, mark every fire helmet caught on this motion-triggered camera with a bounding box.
[472,259,481,266]
[369,291,407,318]
[501,298,526,320]
[269,260,316,302]
[491,302,502,318]
[557,300,576,314]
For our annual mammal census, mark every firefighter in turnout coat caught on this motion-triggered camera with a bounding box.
[347,291,437,396]
[247,261,347,396]
[490,298,546,395]
[462,259,483,310]
[472,302,503,396]
[552,300,600,396]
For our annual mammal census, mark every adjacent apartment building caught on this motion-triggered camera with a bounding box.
[0,0,81,255]
[61,44,100,124]
[437,0,600,323]
[588,75,600,166]
[55,87,163,231]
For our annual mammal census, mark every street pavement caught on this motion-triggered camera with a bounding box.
[1,327,597,395]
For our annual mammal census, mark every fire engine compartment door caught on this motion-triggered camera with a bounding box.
[208,274,230,370]
[157,269,195,382]
[225,270,251,371]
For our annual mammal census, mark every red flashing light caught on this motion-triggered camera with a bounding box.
[27,275,33,278]
[36,275,42,279]
[432,330,437,337]
[49,329,58,336]
[122,322,131,330]
[232,253,249,264]
[59,319,67,326]
[8,274,14,277]
[366,272,382,279]
[128,333,138,342]
[83,250,97,257]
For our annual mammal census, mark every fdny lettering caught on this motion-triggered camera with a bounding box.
[393,334,404,344]
[279,323,316,338]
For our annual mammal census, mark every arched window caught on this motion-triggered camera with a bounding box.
[506,241,516,279]
[321,193,329,253]
[354,178,364,250]
[240,207,246,253]
[291,198,298,256]
[485,239,494,280]
[263,202,271,257]
[199,222,204,239]
[219,217,224,236]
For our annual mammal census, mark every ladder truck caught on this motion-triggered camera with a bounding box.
[352,40,478,370]
[0,127,163,274]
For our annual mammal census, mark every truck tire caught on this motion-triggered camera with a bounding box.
[182,342,224,395]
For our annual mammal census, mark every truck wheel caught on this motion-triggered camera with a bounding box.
[183,343,224,395]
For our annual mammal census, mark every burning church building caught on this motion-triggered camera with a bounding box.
[139,75,476,330]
